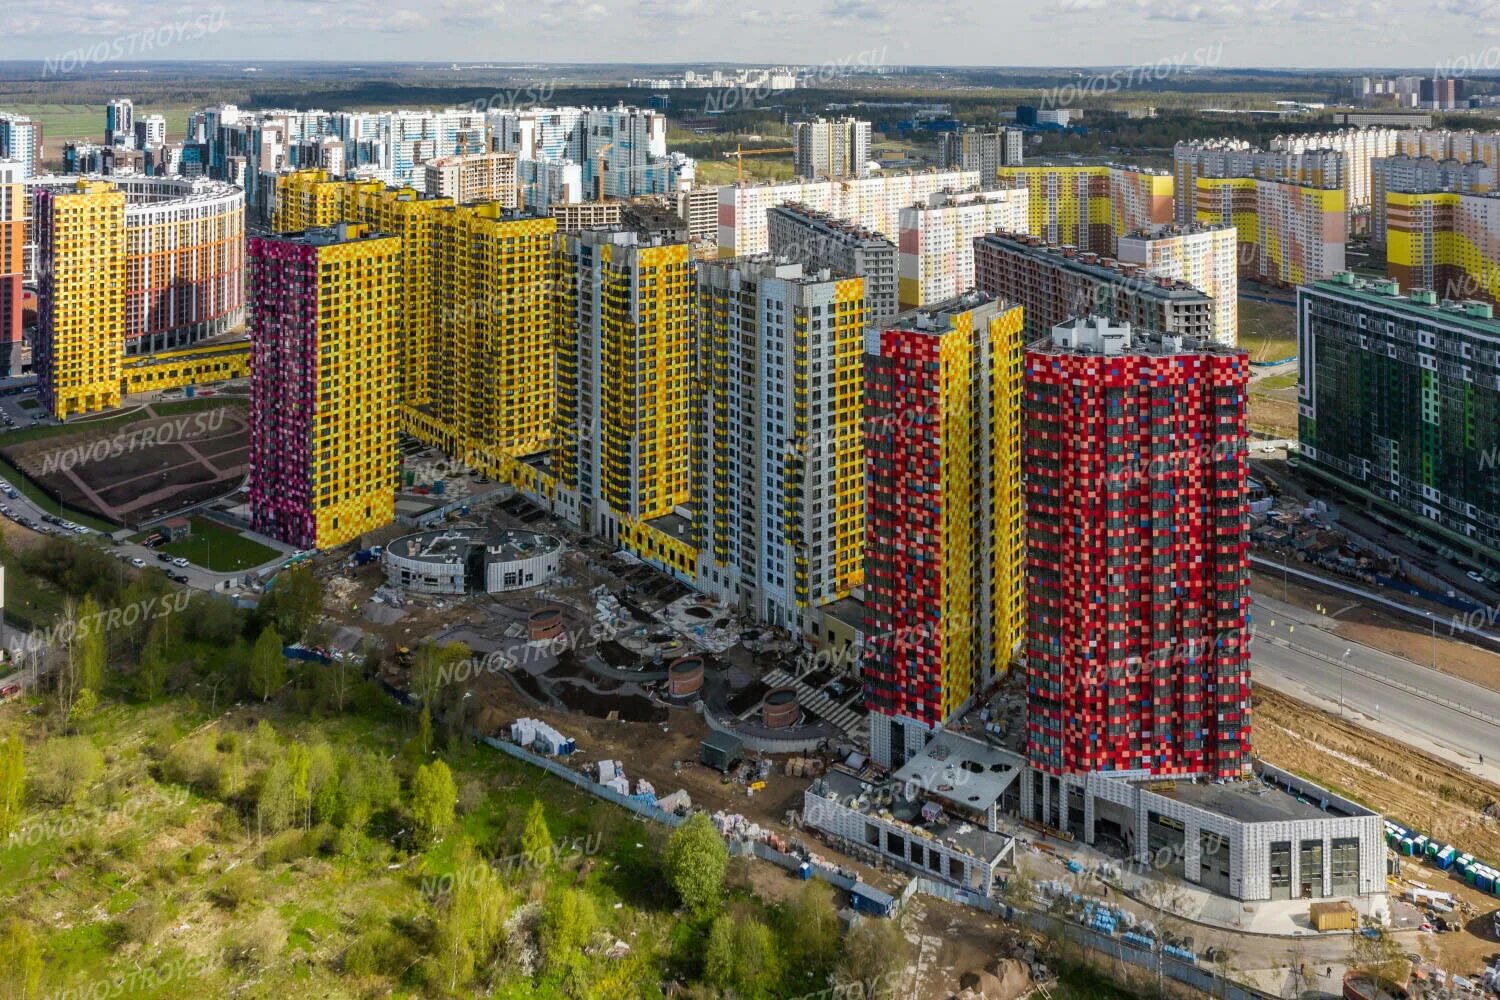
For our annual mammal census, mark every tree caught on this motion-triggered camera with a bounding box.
[663,813,729,916]
[432,838,510,995]
[256,754,298,837]
[189,594,246,646]
[411,641,469,709]
[307,742,340,826]
[1347,918,1410,992]
[336,750,397,832]
[705,914,779,998]
[134,615,172,702]
[0,918,43,999]
[538,886,597,979]
[0,731,23,840]
[55,597,105,720]
[411,760,457,844]
[520,798,552,868]
[779,880,839,970]
[835,918,909,999]
[248,626,285,702]
[258,567,323,642]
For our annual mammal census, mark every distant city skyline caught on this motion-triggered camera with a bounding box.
[1,0,1496,70]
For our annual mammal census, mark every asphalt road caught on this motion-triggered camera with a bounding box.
[1250,591,1500,781]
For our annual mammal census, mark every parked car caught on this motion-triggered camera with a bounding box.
[72,526,88,535]
[156,552,173,563]
[0,683,20,702]
[1467,570,1486,583]
[130,558,146,568]
[169,572,190,584]
[172,557,189,568]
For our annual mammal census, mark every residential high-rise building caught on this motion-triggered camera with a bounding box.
[35,181,127,418]
[717,170,980,256]
[428,205,557,461]
[551,200,623,231]
[105,99,134,147]
[1194,176,1346,285]
[766,202,898,325]
[489,105,690,200]
[1269,127,1401,216]
[973,232,1215,343]
[0,161,22,377]
[863,292,1026,769]
[896,188,1030,309]
[516,158,584,211]
[1116,224,1239,346]
[30,175,246,416]
[271,170,453,411]
[1024,315,1252,779]
[248,223,401,550]
[1297,273,1500,571]
[694,258,866,630]
[134,114,167,150]
[1370,154,1494,246]
[0,114,43,178]
[675,186,719,243]
[792,117,872,179]
[995,164,1172,255]
[1173,141,1344,225]
[554,226,694,573]
[938,127,1024,179]
[423,152,518,207]
[1385,191,1500,306]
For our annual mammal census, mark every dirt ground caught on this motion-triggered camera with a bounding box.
[1248,392,1298,439]
[1253,571,1500,695]
[2,401,248,524]
[1254,685,1500,973]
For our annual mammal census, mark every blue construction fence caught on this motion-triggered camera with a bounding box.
[904,878,1277,1000]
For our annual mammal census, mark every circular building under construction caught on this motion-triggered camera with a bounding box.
[383,527,562,595]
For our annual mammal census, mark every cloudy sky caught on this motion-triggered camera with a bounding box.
[0,0,1493,68]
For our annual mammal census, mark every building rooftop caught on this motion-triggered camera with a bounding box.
[1125,764,1374,824]
[887,289,1003,333]
[387,526,560,568]
[647,511,695,543]
[1305,272,1500,334]
[1033,315,1245,359]
[818,596,867,630]
[768,202,893,245]
[484,529,562,563]
[816,766,1015,864]
[890,730,1024,813]
[980,231,1217,304]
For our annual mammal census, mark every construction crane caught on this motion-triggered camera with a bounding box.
[724,143,794,183]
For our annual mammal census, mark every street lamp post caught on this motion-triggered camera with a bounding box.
[1339,648,1351,718]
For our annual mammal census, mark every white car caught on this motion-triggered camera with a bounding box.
[130,557,145,568]
[1467,570,1486,584]
[172,557,189,568]
[73,526,88,535]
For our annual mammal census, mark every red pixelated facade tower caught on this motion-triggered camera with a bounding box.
[1023,327,1252,780]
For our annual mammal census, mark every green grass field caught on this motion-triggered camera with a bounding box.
[160,518,280,572]
[7,103,194,143]
[1255,371,1299,391]
[0,455,119,533]
[1239,298,1298,362]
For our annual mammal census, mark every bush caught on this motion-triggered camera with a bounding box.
[30,736,103,806]
[224,908,286,969]
[212,866,258,911]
